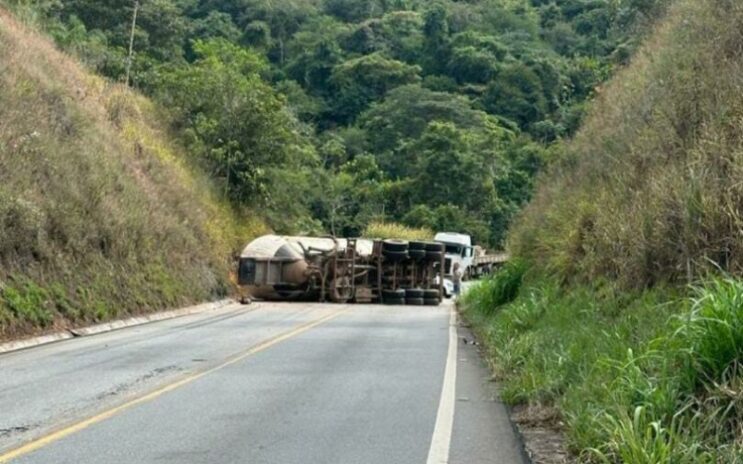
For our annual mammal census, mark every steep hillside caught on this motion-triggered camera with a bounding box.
[0,9,266,340]
[462,0,743,461]
[512,0,743,288]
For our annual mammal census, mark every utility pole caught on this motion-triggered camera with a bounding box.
[125,0,140,87]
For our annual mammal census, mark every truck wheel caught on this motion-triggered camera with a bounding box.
[405,288,424,299]
[423,289,440,299]
[382,240,409,252]
[383,249,409,262]
[408,241,427,251]
[408,249,426,261]
[382,289,406,300]
[384,297,406,306]
[406,298,424,306]
[424,298,440,306]
[425,251,444,262]
[423,242,444,252]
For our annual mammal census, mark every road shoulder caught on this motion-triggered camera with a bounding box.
[449,318,529,464]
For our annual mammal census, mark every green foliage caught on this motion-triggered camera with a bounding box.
[154,39,317,209]
[463,272,743,461]
[330,52,421,122]
[1,278,54,328]
[462,259,527,315]
[678,278,743,391]
[5,0,665,248]
[511,0,743,287]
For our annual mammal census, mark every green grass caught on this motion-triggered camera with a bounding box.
[463,260,527,316]
[462,270,742,462]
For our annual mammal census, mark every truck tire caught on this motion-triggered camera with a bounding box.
[383,249,409,262]
[408,249,426,260]
[406,298,424,306]
[382,289,406,300]
[425,251,444,262]
[384,297,406,306]
[423,289,440,299]
[424,298,440,306]
[423,242,444,252]
[405,288,424,299]
[382,239,409,252]
[408,241,427,251]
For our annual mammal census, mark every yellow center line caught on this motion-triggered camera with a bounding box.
[0,308,348,463]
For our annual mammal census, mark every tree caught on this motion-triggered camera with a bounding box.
[480,63,548,129]
[359,85,497,176]
[422,3,450,74]
[154,39,316,205]
[330,52,421,122]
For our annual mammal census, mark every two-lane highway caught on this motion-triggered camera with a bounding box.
[0,302,525,463]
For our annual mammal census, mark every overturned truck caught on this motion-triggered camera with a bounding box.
[237,235,445,305]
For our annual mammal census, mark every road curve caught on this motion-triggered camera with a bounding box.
[0,301,525,464]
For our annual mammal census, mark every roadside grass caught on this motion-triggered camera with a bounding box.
[462,267,742,462]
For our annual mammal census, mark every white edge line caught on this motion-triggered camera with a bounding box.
[426,304,458,464]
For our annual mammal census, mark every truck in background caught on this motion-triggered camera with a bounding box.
[434,232,509,282]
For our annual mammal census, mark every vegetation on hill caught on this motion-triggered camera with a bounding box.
[512,0,743,288]
[5,0,664,247]
[0,10,265,340]
[464,0,743,460]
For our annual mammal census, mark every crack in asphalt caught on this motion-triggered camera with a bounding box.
[95,365,183,401]
[0,426,34,439]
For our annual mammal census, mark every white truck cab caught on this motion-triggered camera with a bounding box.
[435,232,475,280]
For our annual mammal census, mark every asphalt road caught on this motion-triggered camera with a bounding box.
[0,301,526,464]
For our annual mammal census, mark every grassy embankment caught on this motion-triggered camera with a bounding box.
[463,0,742,461]
[0,10,267,341]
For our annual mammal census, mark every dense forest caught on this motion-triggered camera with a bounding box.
[8,0,663,246]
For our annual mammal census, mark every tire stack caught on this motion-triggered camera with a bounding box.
[407,241,427,261]
[380,239,443,306]
[405,288,424,306]
[381,239,408,261]
[423,289,440,306]
[382,289,405,305]
[424,241,444,262]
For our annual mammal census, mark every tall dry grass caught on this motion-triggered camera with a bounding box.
[511,0,743,288]
[362,221,433,241]
[0,9,266,339]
